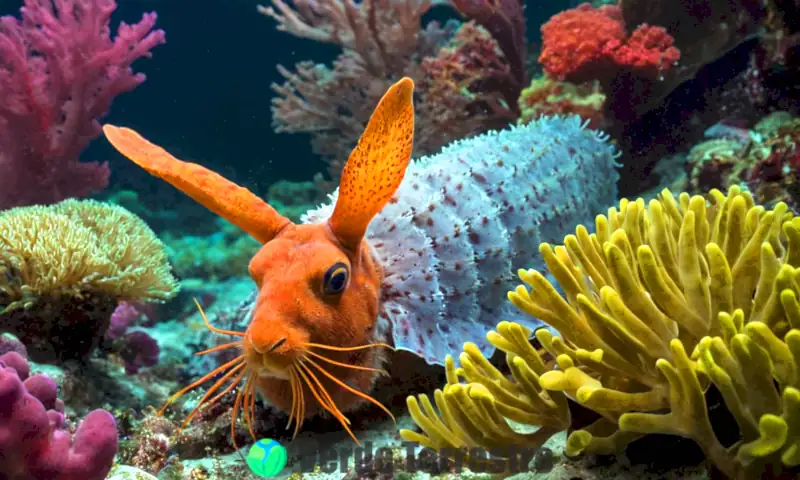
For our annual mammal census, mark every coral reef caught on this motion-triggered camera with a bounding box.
[418,21,519,148]
[448,0,528,108]
[264,177,329,222]
[403,185,800,479]
[0,199,178,363]
[261,0,524,181]
[0,351,118,480]
[686,112,800,207]
[539,3,680,84]
[0,0,165,209]
[518,75,606,128]
[162,217,260,281]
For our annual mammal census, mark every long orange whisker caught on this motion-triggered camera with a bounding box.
[299,360,352,426]
[303,342,394,352]
[304,350,388,375]
[158,355,245,415]
[231,381,246,451]
[200,367,247,414]
[183,365,246,428]
[194,341,242,356]
[193,298,245,337]
[304,356,395,422]
[287,370,297,430]
[247,376,257,436]
[295,361,359,445]
[241,374,257,441]
[288,369,304,439]
[297,372,305,438]
[295,362,347,425]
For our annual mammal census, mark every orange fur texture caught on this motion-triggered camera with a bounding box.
[102,77,416,445]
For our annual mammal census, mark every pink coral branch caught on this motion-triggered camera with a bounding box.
[0,0,165,209]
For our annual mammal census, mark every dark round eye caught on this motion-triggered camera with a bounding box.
[323,262,349,295]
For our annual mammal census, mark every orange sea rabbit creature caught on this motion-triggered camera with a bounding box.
[103,79,414,445]
[102,77,621,445]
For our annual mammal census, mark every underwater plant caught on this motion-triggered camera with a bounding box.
[261,0,524,180]
[162,218,261,281]
[518,75,606,129]
[0,0,165,209]
[402,185,800,479]
[100,76,620,446]
[0,199,179,363]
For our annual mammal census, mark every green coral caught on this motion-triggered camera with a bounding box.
[163,217,259,280]
[403,186,800,478]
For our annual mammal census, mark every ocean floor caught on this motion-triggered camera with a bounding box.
[17,274,712,480]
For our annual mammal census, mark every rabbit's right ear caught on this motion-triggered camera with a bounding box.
[327,77,415,252]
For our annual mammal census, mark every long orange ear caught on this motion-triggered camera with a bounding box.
[102,125,291,244]
[328,77,415,251]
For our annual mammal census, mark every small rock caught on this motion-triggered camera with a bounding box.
[531,447,555,473]
[107,465,158,480]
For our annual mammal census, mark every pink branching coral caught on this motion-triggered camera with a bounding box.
[260,0,521,179]
[0,0,165,209]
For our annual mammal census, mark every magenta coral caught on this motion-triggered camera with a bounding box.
[106,301,145,341]
[117,331,160,374]
[0,352,118,480]
[0,0,166,209]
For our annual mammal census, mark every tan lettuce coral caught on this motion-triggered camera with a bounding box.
[403,186,800,479]
[0,199,178,362]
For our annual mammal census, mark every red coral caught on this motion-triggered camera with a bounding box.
[539,3,679,84]
[603,24,680,76]
[539,3,626,83]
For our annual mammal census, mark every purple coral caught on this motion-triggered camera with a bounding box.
[118,331,160,374]
[0,352,118,480]
[105,302,160,373]
[0,0,166,209]
[106,301,145,341]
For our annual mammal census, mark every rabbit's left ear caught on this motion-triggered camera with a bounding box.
[103,125,291,243]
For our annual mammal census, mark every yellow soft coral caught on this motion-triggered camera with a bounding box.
[620,313,800,478]
[403,185,800,478]
[0,198,178,362]
[508,185,799,477]
[400,322,570,458]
